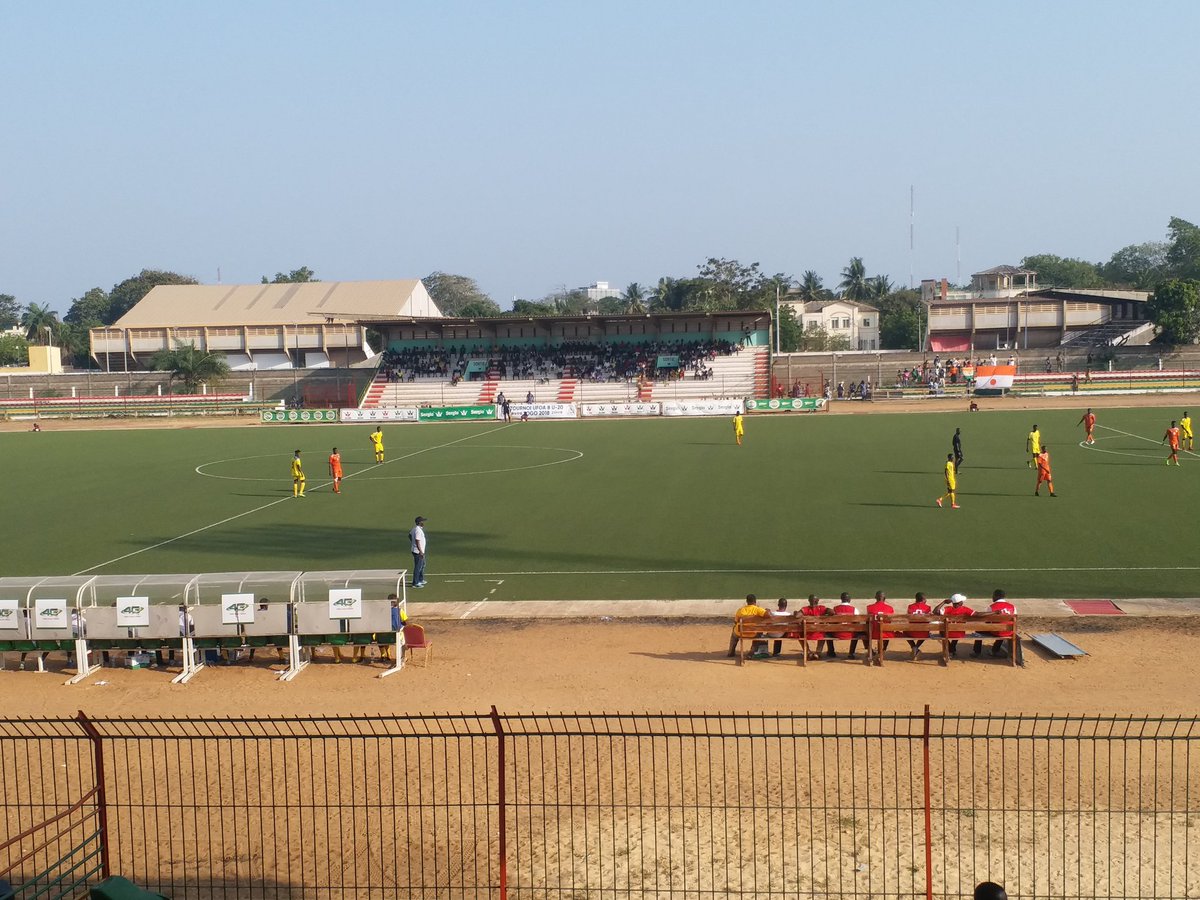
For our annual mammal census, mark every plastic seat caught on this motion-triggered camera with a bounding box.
[402,624,432,666]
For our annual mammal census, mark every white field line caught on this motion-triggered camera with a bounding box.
[73,424,514,576]
[435,565,1200,577]
[460,579,504,619]
[1095,423,1200,457]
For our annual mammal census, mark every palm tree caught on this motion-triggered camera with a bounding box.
[620,282,646,314]
[868,275,893,302]
[797,271,826,303]
[149,341,231,394]
[21,303,59,344]
[648,277,680,311]
[839,258,869,301]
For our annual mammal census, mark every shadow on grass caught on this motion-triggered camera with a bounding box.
[854,501,938,509]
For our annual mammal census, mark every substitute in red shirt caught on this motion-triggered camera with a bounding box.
[935,594,974,657]
[865,590,894,662]
[906,592,932,658]
[831,593,861,659]
[973,588,1016,658]
[801,595,833,660]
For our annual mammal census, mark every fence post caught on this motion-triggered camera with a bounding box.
[490,705,508,900]
[923,703,933,900]
[75,710,111,880]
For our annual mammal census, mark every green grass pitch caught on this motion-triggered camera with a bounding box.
[3,405,1198,602]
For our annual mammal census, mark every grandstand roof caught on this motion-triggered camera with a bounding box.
[113,280,440,327]
[972,264,1036,277]
[358,309,771,327]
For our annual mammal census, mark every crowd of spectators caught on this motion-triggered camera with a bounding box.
[379,339,738,384]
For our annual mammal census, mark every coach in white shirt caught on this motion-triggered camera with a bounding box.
[409,516,428,588]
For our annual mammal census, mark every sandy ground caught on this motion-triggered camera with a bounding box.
[4,618,1198,717]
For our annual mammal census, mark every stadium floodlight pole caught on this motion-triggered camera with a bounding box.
[775,284,781,354]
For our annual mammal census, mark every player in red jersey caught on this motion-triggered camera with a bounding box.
[800,594,832,661]
[934,593,973,657]
[328,447,344,494]
[831,593,860,659]
[865,590,894,663]
[906,592,932,659]
[973,588,1016,658]
[1077,409,1096,445]
[1163,420,1182,466]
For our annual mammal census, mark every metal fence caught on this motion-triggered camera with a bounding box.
[1,710,1196,899]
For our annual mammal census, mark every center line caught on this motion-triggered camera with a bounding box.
[72,423,514,575]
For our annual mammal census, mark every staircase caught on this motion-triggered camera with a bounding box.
[752,349,771,397]
[476,376,501,404]
[556,379,578,402]
[361,371,389,409]
[637,381,654,401]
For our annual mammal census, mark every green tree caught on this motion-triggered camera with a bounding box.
[1165,217,1200,281]
[695,258,779,311]
[108,270,198,323]
[422,272,500,316]
[511,298,556,316]
[148,340,231,393]
[796,270,827,303]
[1020,254,1102,289]
[867,275,893,302]
[1147,279,1200,345]
[0,293,20,329]
[776,304,803,352]
[54,322,95,368]
[21,303,59,343]
[839,257,868,301]
[261,266,318,284]
[880,305,921,350]
[619,282,646,314]
[0,332,29,366]
[64,287,112,327]
[1101,242,1168,289]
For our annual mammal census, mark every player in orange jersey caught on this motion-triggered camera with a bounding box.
[328,447,344,493]
[1163,420,1182,466]
[1077,408,1096,445]
[1034,446,1056,497]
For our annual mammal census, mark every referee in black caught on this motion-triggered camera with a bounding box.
[952,427,964,472]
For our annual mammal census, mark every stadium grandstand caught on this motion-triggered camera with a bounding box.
[922,265,1153,352]
[355,310,772,407]
[88,279,440,372]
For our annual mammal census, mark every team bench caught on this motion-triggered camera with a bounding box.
[733,613,1018,668]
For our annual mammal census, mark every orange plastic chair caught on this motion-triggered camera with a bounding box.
[402,624,433,666]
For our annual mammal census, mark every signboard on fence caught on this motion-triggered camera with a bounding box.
[261,409,338,423]
[339,407,420,422]
[581,402,662,418]
[745,398,827,412]
[220,593,256,625]
[328,589,362,620]
[35,599,69,630]
[510,403,577,420]
[418,405,498,421]
[116,597,151,628]
[0,599,19,631]
[661,399,745,417]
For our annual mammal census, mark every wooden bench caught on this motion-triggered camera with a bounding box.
[733,615,872,666]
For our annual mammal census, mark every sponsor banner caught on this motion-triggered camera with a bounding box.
[221,593,256,626]
[329,588,363,620]
[116,596,151,628]
[339,407,419,422]
[418,405,498,422]
[744,398,827,412]
[35,598,69,630]
[0,599,19,631]
[261,409,338,423]
[661,399,745,417]
[973,365,1016,394]
[510,402,577,420]
[655,354,681,369]
[581,402,662,418]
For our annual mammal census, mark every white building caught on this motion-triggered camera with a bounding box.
[582,281,622,302]
[783,298,881,351]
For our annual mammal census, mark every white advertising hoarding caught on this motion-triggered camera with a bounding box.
[0,599,19,631]
[510,403,577,420]
[221,593,256,626]
[580,402,662,418]
[339,408,420,422]
[661,399,745,417]
[35,599,69,630]
[328,588,363,620]
[116,596,151,628]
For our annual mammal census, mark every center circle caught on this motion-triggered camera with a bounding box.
[195,445,584,482]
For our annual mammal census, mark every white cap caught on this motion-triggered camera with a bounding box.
[950,593,967,605]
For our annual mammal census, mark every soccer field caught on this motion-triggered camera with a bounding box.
[3,405,1198,602]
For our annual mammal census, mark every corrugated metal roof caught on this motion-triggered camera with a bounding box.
[113,280,440,327]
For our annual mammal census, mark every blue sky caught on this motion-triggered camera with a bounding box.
[2,0,1197,313]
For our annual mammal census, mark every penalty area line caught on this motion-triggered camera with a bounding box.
[73,423,515,576]
[436,565,1200,577]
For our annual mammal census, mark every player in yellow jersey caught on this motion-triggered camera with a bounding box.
[935,452,960,509]
[1180,411,1193,452]
[1026,424,1041,468]
[291,450,306,498]
[733,412,744,446]
[369,426,385,463]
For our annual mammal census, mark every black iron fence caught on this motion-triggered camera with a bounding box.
[1,710,1196,899]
